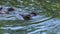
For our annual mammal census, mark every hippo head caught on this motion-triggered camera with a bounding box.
[8,7,15,11]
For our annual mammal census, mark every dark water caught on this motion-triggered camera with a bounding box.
[0,0,60,34]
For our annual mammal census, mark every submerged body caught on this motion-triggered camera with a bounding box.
[0,6,39,20]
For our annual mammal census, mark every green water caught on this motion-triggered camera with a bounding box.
[0,0,60,34]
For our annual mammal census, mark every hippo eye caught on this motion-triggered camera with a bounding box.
[31,12,37,16]
[23,15,31,20]
[0,7,2,11]
[8,7,14,11]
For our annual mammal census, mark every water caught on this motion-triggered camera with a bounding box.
[0,13,60,34]
[0,0,60,34]
[0,17,60,34]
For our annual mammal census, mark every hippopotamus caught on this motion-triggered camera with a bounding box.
[0,6,38,20]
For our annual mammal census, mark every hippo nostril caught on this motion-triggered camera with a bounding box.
[5,12,9,14]
[0,12,5,14]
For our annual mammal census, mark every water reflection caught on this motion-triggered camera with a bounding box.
[1,18,60,34]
